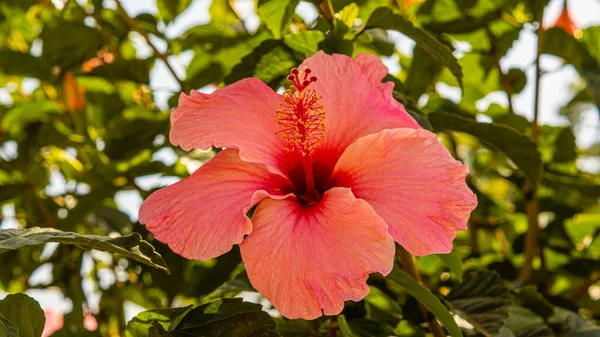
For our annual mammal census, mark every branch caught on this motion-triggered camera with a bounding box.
[115,0,188,92]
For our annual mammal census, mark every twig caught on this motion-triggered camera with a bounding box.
[572,272,600,302]
[311,0,334,26]
[519,13,544,283]
[487,28,515,114]
[397,245,446,337]
[114,0,187,92]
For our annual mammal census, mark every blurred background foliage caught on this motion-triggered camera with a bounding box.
[0,0,599,336]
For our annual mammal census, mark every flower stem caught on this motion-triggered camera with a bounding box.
[397,245,446,337]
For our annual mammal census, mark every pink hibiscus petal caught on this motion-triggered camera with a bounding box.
[169,78,288,176]
[42,308,64,337]
[297,52,420,183]
[240,187,395,319]
[139,149,291,260]
[332,128,478,256]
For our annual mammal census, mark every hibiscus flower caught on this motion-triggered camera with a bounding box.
[139,51,477,319]
[549,1,580,37]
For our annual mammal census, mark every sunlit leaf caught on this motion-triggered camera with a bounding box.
[0,228,169,273]
[257,0,299,39]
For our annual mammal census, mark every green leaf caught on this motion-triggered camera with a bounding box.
[364,286,403,326]
[514,286,554,321]
[337,3,359,28]
[41,20,103,70]
[436,246,463,282]
[127,306,193,337]
[387,265,463,337]
[444,271,511,336]
[157,0,192,24]
[224,40,295,87]
[338,315,358,337]
[507,68,527,94]
[0,50,50,79]
[499,306,554,337]
[0,228,169,273]
[283,31,325,56]
[551,128,577,163]
[201,278,254,303]
[276,319,314,337]
[0,293,45,337]
[542,171,600,198]
[257,0,299,39]
[429,111,542,183]
[0,313,18,337]
[1,101,63,136]
[393,91,433,131]
[88,58,154,84]
[170,298,279,336]
[366,7,463,88]
[405,46,442,99]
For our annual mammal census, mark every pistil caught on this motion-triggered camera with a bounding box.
[275,67,327,203]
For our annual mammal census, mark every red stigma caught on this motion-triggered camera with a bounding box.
[287,67,318,92]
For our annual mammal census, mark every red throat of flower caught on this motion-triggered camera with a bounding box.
[275,68,327,203]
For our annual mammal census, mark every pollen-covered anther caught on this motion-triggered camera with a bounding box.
[275,68,326,156]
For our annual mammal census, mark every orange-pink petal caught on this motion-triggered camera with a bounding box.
[296,51,420,184]
[169,78,288,176]
[139,149,291,260]
[332,128,477,255]
[240,187,395,319]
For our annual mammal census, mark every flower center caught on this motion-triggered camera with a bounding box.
[275,68,327,204]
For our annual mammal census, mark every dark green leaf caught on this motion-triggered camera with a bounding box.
[551,128,577,163]
[405,46,442,99]
[500,306,554,337]
[276,319,314,337]
[507,68,527,94]
[542,171,600,198]
[88,58,154,84]
[445,271,511,336]
[0,312,18,337]
[157,0,193,24]
[0,293,45,337]
[366,7,463,88]
[0,50,50,79]
[514,286,554,320]
[0,228,169,273]
[429,111,542,183]
[171,298,279,336]
[41,20,103,70]
[387,265,463,337]
[224,40,295,87]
